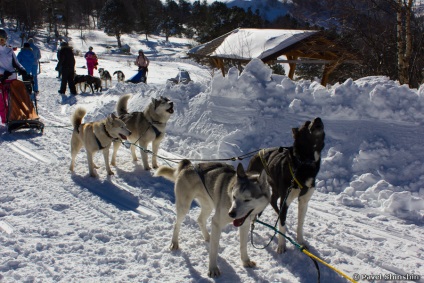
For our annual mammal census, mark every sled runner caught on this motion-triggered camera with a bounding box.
[0,74,44,133]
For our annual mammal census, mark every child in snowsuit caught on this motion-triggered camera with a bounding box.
[84,46,98,76]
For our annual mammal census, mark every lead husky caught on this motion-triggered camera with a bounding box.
[111,94,174,170]
[70,107,131,177]
[155,160,269,278]
[248,117,325,253]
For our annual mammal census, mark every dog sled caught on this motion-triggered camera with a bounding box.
[0,74,44,133]
[167,69,192,85]
[126,67,148,84]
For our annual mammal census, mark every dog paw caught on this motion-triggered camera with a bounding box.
[277,246,286,254]
[243,260,256,268]
[107,170,114,175]
[208,267,221,278]
[169,242,179,251]
[144,166,151,171]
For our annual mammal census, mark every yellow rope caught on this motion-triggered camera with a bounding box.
[288,162,303,189]
[301,249,357,283]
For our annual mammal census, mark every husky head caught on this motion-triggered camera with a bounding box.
[292,117,325,163]
[105,113,131,140]
[228,164,269,227]
[152,96,174,116]
[98,68,105,75]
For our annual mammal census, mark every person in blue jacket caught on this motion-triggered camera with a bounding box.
[27,38,41,94]
[17,43,35,78]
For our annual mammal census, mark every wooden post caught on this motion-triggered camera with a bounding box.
[287,55,298,79]
[211,58,226,77]
[321,62,339,86]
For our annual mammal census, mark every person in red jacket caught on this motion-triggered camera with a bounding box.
[84,46,98,76]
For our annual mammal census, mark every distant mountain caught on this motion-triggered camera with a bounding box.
[210,0,290,22]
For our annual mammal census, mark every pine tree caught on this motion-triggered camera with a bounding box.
[99,0,132,48]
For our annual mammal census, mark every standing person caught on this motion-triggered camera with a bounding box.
[84,46,98,76]
[57,41,76,95]
[0,29,34,124]
[27,38,41,94]
[17,42,35,77]
[135,49,149,83]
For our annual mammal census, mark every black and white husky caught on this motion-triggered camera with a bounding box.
[98,68,112,89]
[248,117,325,253]
[113,70,125,82]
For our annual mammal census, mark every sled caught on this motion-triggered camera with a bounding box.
[126,68,147,84]
[167,69,192,85]
[0,75,44,134]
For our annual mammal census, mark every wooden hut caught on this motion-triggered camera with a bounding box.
[188,28,356,86]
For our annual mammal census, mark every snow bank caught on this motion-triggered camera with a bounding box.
[134,58,423,221]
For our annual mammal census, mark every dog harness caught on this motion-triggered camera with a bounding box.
[148,119,162,138]
[193,163,235,200]
[94,124,118,150]
[259,147,304,189]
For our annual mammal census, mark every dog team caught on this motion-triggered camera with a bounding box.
[73,68,124,94]
[69,93,325,278]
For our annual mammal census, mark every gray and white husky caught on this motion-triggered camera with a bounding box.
[155,160,270,278]
[111,94,174,170]
[70,107,131,177]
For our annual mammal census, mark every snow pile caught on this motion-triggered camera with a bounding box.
[135,58,424,222]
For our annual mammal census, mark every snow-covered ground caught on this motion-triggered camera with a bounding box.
[0,28,423,283]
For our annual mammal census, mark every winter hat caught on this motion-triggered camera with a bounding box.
[60,41,68,47]
[28,38,34,43]
[0,29,8,39]
[23,42,30,48]
[89,46,93,50]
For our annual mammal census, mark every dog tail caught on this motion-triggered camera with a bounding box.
[154,159,192,182]
[71,107,86,129]
[116,94,131,116]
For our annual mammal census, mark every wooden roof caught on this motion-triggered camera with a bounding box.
[188,28,356,63]
[188,28,356,86]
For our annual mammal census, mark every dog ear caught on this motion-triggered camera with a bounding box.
[108,113,117,121]
[236,163,247,179]
[152,97,160,109]
[292,128,299,139]
[259,169,268,188]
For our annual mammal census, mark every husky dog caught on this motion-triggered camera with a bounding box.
[113,70,125,82]
[70,107,131,177]
[155,160,269,278]
[248,117,325,253]
[74,74,87,93]
[98,68,112,89]
[74,75,102,93]
[111,94,174,170]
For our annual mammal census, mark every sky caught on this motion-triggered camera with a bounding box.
[0,27,424,283]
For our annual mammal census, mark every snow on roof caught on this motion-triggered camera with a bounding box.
[210,28,318,60]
